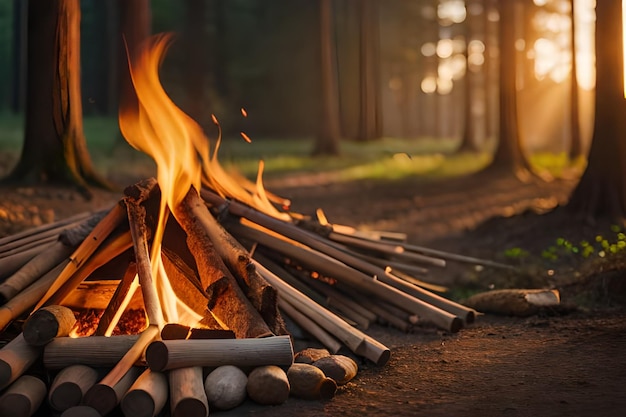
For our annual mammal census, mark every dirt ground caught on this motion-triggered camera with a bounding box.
[1,163,625,417]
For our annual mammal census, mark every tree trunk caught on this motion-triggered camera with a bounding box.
[567,0,626,220]
[117,0,151,114]
[568,0,583,161]
[10,0,28,113]
[356,0,382,141]
[313,0,341,156]
[5,0,111,196]
[485,0,531,179]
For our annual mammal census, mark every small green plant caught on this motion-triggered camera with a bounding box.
[503,247,530,259]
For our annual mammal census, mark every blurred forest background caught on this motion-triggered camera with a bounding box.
[0,0,596,162]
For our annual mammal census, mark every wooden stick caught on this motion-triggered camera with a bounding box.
[0,235,56,259]
[173,187,272,338]
[0,242,56,281]
[145,335,294,372]
[0,241,75,304]
[355,335,391,366]
[34,203,128,310]
[125,195,164,328]
[305,278,377,328]
[93,271,140,337]
[254,261,391,365]
[0,334,42,390]
[82,366,142,417]
[169,366,208,417]
[235,222,463,333]
[0,375,47,417]
[253,251,328,306]
[385,266,448,293]
[97,325,159,389]
[327,231,446,268]
[279,299,342,354]
[48,364,99,412]
[42,230,134,308]
[381,270,476,324]
[0,210,94,248]
[43,335,140,370]
[0,260,68,331]
[400,240,518,271]
[206,193,469,329]
[121,369,168,417]
[23,305,76,346]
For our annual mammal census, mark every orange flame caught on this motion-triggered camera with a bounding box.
[118,33,291,326]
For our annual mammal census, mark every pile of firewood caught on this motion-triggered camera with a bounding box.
[0,176,483,416]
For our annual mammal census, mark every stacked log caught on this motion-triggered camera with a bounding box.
[0,178,489,415]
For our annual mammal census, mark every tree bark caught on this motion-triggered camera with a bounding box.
[5,0,111,196]
[567,0,626,220]
[356,0,382,141]
[313,0,341,156]
[568,0,583,161]
[484,0,532,179]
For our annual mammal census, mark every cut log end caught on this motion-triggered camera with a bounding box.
[172,398,208,417]
[145,341,168,372]
[60,405,102,417]
[49,382,82,411]
[120,390,156,417]
[82,384,118,417]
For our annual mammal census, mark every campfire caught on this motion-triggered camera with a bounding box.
[0,34,479,417]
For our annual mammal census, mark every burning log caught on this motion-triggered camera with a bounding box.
[48,364,99,412]
[124,180,165,327]
[23,305,76,346]
[121,368,168,417]
[169,366,208,417]
[173,187,273,338]
[0,375,47,417]
[145,335,293,372]
[185,194,287,335]
[0,334,42,390]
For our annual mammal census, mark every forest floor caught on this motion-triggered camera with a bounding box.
[1,159,625,417]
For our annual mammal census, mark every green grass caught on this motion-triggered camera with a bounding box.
[0,112,580,184]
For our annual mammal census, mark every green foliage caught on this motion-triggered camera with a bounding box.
[503,247,531,259]
[507,225,626,266]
